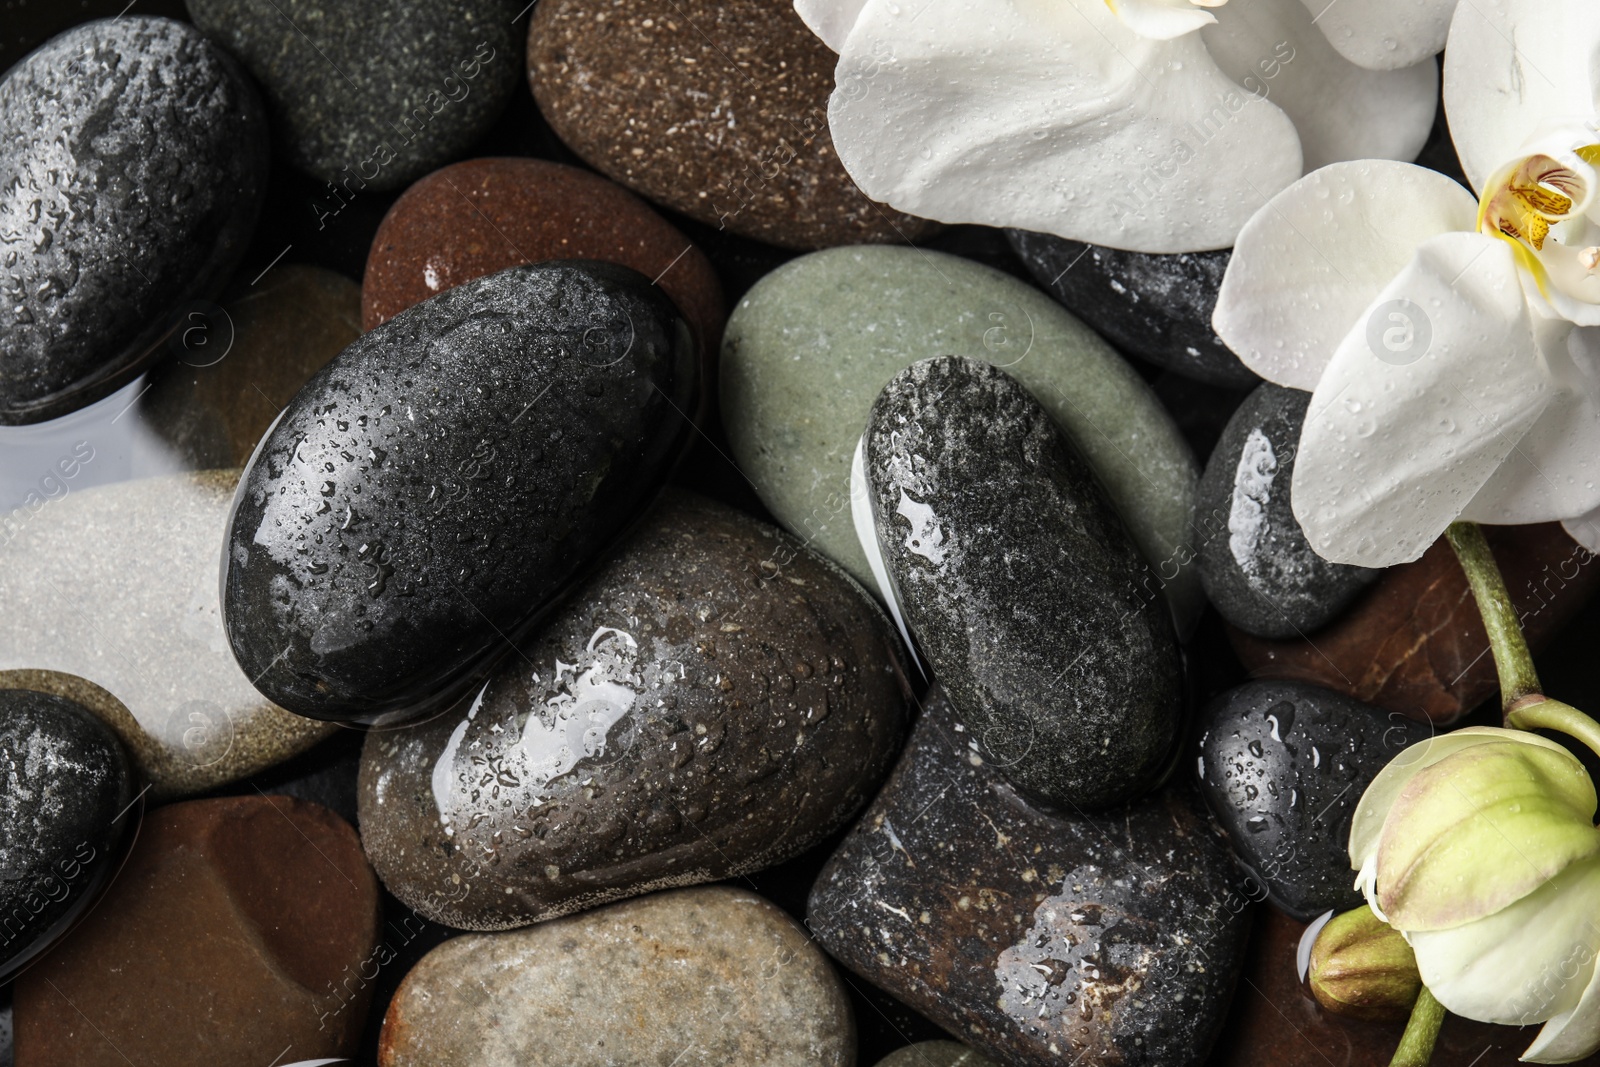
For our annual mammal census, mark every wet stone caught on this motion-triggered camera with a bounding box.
[0,472,335,796]
[186,0,521,190]
[874,1043,998,1067]
[808,689,1250,1067]
[1006,230,1256,387]
[0,16,267,423]
[1197,384,1381,639]
[1197,680,1435,922]
[0,689,136,979]
[861,356,1181,808]
[358,491,908,929]
[528,0,933,250]
[378,886,854,1066]
[223,261,698,723]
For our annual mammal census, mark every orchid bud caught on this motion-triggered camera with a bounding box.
[1308,906,1421,1022]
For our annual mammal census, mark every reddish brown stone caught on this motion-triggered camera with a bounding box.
[362,158,726,365]
[527,0,937,250]
[14,795,381,1067]
[1229,524,1600,724]
[1212,908,1600,1067]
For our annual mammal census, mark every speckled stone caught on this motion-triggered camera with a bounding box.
[359,491,908,929]
[186,0,521,190]
[0,689,135,979]
[0,16,267,424]
[863,357,1181,808]
[378,886,854,1066]
[224,262,698,723]
[142,265,362,470]
[721,246,1203,633]
[13,795,381,1067]
[527,0,933,250]
[362,158,725,363]
[808,690,1250,1067]
[874,1043,997,1067]
[1197,680,1435,922]
[0,473,334,796]
[1197,385,1381,639]
[1006,231,1256,387]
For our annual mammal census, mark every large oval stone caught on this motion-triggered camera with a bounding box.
[862,356,1180,808]
[358,491,907,929]
[721,246,1202,632]
[808,689,1250,1067]
[223,261,698,723]
[0,16,267,423]
[377,886,855,1066]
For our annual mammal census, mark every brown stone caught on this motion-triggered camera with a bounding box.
[1229,524,1600,724]
[527,0,937,250]
[14,795,382,1067]
[1212,908,1600,1067]
[361,157,726,364]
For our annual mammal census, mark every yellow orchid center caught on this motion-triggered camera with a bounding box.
[1104,0,1228,40]
[1477,143,1600,313]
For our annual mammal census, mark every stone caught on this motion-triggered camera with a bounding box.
[1196,680,1435,922]
[377,885,854,1066]
[1230,524,1600,724]
[362,158,725,362]
[862,357,1180,808]
[720,245,1202,632]
[223,261,698,723]
[185,0,521,190]
[359,491,908,929]
[0,688,136,979]
[874,1044,998,1067]
[808,689,1250,1067]
[142,265,363,470]
[1197,384,1381,639]
[528,0,933,250]
[0,472,335,796]
[0,16,267,424]
[1006,231,1256,387]
[13,795,381,1067]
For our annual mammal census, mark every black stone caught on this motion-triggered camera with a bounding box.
[185,0,522,191]
[1196,384,1380,638]
[808,689,1250,1067]
[0,16,267,424]
[1006,229,1257,387]
[223,260,698,723]
[1196,679,1437,922]
[862,355,1181,808]
[0,688,137,979]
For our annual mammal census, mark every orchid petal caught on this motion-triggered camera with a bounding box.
[827,0,1304,253]
[1298,0,1456,72]
[1524,942,1600,1062]
[794,0,867,52]
[1108,0,1217,41]
[1443,0,1600,195]
[1203,0,1437,171]
[1214,161,1478,389]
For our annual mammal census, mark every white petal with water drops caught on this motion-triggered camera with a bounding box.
[1298,0,1456,71]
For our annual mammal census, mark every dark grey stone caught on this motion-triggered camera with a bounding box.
[186,0,521,191]
[808,689,1250,1067]
[1197,384,1380,638]
[862,355,1181,808]
[0,688,136,979]
[1196,679,1437,922]
[0,16,267,424]
[1006,230,1257,387]
[222,261,698,723]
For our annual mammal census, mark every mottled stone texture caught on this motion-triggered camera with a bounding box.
[527,0,934,249]
[863,356,1181,808]
[223,262,698,722]
[0,16,266,423]
[809,691,1250,1067]
[874,1043,997,1067]
[359,492,908,929]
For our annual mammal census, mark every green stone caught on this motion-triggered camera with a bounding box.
[720,246,1201,632]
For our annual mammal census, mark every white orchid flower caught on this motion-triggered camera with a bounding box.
[1212,0,1600,568]
[793,0,1452,253]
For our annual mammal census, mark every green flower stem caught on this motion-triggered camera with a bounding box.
[1507,697,1600,763]
[1445,521,1541,712]
[1389,987,1446,1067]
